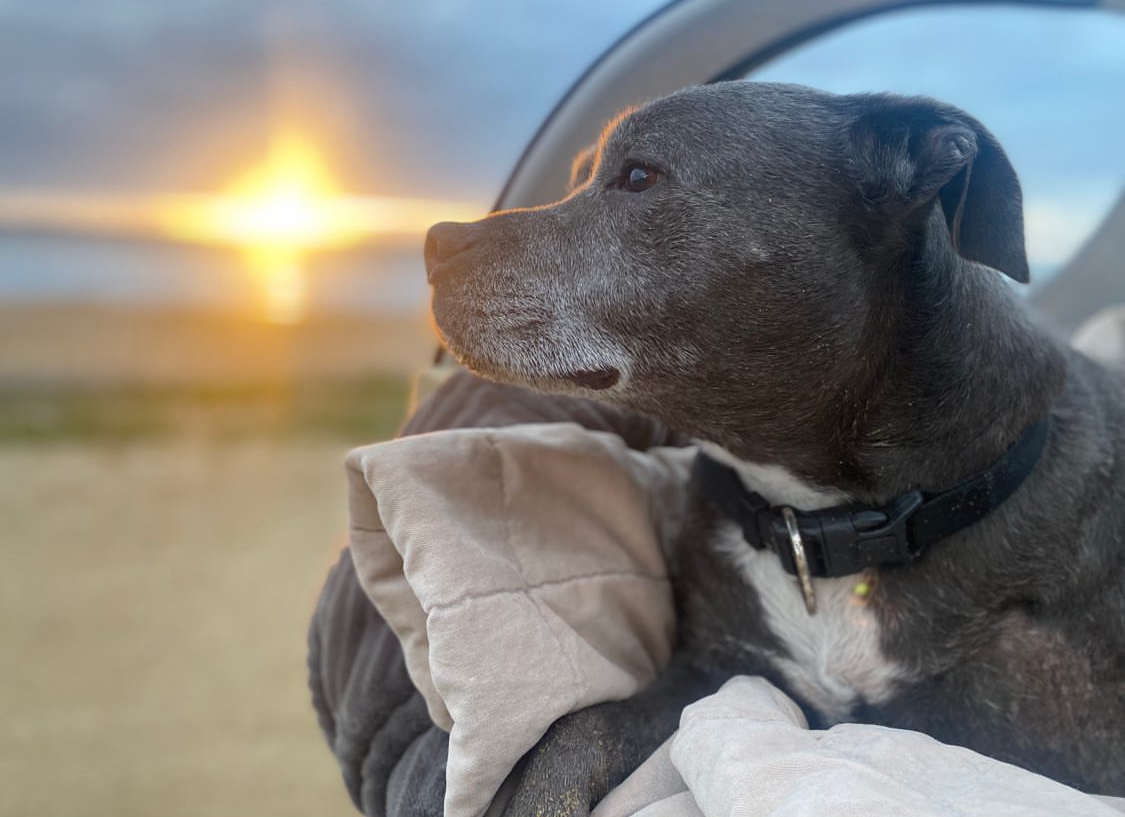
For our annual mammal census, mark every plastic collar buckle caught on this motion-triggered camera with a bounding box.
[766,490,925,580]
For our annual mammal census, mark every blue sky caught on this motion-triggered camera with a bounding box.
[749,5,1125,274]
[0,0,1121,310]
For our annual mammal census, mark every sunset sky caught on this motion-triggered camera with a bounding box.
[0,0,1121,316]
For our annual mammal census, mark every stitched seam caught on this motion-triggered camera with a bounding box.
[428,571,671,614]
[492,430,526,580]
[531,591,585,707]
[490,431,584,704]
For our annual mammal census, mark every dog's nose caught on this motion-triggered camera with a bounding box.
[424,221,481,283]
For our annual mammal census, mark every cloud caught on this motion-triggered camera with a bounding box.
[0,0,661,202]
[0,0,274,191]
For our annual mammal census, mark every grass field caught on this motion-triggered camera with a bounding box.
[0,375,410,443]
[0,306,422,817]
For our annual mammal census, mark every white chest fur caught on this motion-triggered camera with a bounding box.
[698,442,908,723]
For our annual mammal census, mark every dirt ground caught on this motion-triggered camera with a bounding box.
[0,439,366,817]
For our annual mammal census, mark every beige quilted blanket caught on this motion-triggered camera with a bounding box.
[345,421,1125,817]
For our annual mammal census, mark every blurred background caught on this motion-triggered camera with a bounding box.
[0,1,1121,815]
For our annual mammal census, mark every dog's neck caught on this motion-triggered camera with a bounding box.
[702,224,1067,506]
[856,232,1064,497]
[695,441,848,510]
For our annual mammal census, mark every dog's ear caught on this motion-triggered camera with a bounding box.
[568,144,598,192]
[849,97,1029,283]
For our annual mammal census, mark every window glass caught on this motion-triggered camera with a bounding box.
[747,5,1125,288]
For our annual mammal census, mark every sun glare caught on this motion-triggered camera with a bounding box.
[166,134,362,251]
[158,132,479,323]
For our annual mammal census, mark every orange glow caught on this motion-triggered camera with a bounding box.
[0,132,481,324]
[161,133,365,252]
[155,132,480,323]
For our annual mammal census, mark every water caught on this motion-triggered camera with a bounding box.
[0,233,429,316]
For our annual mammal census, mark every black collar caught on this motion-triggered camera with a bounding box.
[692,419,1050,587]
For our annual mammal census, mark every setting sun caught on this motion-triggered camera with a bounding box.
[0,132,482,325]
[162,133,367,251]
[158,132,480,323]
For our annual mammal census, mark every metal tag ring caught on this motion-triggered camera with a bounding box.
[781,507,817,615]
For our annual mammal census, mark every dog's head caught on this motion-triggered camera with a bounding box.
[425,82,1033,467]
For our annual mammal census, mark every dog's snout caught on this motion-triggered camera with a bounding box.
[424,221,482,283]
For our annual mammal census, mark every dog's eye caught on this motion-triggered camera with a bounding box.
[615,163,661,192]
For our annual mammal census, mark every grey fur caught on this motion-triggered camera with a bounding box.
[424,82,1125,814]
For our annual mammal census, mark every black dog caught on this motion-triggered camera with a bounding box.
[424,82,1125,813]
